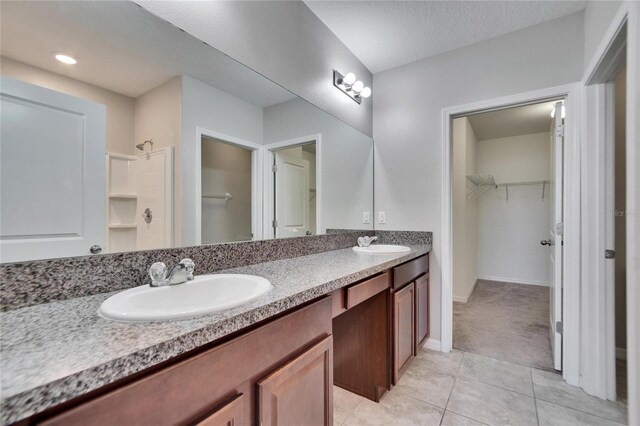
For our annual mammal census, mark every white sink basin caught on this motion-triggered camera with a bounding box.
[99,274,272,322]
[353,244,411,254]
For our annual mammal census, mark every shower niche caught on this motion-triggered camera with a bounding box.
[105,153,138,253]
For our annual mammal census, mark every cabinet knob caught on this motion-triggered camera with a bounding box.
[90,244,103,254]
[540,239,554,246]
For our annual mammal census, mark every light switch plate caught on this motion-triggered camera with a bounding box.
[363,212,370,224]
[378,212,386,224]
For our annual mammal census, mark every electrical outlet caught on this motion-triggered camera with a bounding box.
[378,211,386,224]
[363,212,370,224]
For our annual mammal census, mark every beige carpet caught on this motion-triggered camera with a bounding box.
[453,280,555,371]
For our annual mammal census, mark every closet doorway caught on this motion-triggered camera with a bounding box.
[450,100,564,371]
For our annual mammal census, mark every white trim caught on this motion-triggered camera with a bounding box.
[625,3,640,424]
[477,275,549,287]
[452,278,478,303]
[423,338,442,352]
[562,85,582,388]
[583,3,630,85]
[580,4,632,404]
[263,134,322,239]
[195,127,263,244]
[441,83,579,363]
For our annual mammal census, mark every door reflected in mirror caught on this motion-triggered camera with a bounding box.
[271,142,318,239]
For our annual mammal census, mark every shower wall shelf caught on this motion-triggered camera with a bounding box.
[105,153,138,253]
[498,180,551,201]
[466,174,496,201]
[109,193,137,199]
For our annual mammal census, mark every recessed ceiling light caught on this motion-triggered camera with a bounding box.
[54,54,77,65]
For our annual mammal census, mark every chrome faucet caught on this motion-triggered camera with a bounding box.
[357,236,378,247]
[148,258,195,287]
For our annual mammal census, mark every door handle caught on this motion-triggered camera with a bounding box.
[540,239,554,246]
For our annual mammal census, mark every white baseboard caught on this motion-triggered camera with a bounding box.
[478,275,549,287]
[423,338,442,351]
[453,279,478,303]
[616,347,627,360]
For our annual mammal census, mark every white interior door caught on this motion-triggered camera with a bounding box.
[0,77,105,262]
[274,151,309,238]
[548,101,564,371]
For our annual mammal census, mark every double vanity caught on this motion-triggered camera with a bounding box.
[0,235,431,425]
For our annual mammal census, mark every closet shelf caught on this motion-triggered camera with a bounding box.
[498,180,551,201]
[466,174,496,201]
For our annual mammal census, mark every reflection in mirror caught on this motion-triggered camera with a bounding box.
[0,0,373,263]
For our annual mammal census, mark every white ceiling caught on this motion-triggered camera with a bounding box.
[0,1,295,107]
[304,1,587,73]
[467,101,558,140]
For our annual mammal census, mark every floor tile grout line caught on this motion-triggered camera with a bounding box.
[531,368,541,425]
[454,347,552,372]
[533,397,628,425]
[455,374,535,399]
[443,409,491,426]
[444,406,491,426]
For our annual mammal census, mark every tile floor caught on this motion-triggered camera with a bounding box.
[334,349,628,426]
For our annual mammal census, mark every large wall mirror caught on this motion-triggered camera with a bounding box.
[0,1,374,263]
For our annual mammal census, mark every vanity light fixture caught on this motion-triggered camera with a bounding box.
[333,70,371,104]
[54,53,77,65]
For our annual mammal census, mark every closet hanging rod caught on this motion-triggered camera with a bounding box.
[496,180,551,187]
[202,192,232,200]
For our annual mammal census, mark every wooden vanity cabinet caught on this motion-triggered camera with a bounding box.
[36,297,333,426]
[414,273,430,352]
[391,254,429,384]
[393,281,415,383]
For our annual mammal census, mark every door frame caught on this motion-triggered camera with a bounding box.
[440,83,581,386]
[581,2,639,415]
[263,134,322,239]
[195,127,263,244]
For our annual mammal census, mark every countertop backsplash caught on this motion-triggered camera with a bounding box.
[0,231,431,312]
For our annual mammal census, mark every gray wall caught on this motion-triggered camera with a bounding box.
[138,0,373,137]
[372,12,585,341]
[264,97,374,233]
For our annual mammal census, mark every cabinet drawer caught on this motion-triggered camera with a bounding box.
[346,272,390,309]
[392,254,428,290]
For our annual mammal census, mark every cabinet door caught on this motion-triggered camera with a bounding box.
[414,274,430,353]
[196,394,245,426]
[258,336,333,426]
[393,282,415,384]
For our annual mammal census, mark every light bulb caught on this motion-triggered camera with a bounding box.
[54,54,77,65]
[360,87,372,98]
[343,72,356,85]
[352,80,364,93]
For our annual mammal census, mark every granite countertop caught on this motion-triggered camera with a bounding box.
[0,244,430,424]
